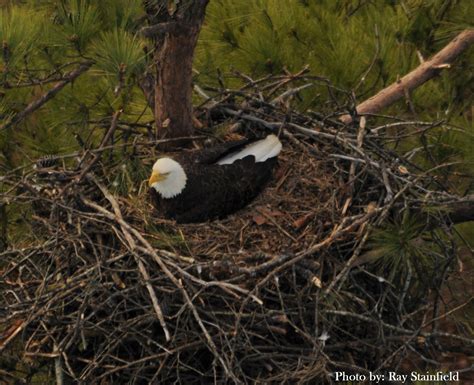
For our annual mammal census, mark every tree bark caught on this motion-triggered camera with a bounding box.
[142,0,209,142]
[340,29,474,124]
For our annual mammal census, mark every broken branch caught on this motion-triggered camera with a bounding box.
[340,29,474,123]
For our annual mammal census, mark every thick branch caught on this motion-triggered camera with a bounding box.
[0,61,93,131]
[405,194,474,229]
[341,29,474,123]
[431,194,474,225]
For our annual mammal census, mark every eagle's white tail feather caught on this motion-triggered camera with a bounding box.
[258,137,282,161]
[217,135,282,165]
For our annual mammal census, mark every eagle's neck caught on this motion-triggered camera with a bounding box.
[152,161,187,199]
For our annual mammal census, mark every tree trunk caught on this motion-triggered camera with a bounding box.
[154,27,199,140]
[142,0,209,142]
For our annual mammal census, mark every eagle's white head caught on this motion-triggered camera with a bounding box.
[149,158,187,199]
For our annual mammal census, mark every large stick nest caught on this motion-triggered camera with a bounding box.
[1,73,472,384]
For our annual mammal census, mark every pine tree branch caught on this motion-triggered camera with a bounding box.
[0,61,93,131]
[340,29,474,123]
[429,194,474,225]
[398,194,474,230]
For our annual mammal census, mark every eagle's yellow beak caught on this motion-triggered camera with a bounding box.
[148,171,166,187]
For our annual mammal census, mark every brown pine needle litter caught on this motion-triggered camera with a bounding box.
[1,72,473,384]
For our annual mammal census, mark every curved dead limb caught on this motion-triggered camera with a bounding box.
[340,29,474,123]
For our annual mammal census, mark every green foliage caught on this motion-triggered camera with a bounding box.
[199,1,406,85]
[0,7,44,68]
[0,0,154,169]
[95,0,143,30]
[91,28,146,82]
[19,120,79,157]
[110,156,149,196]
[365,212,453,289]
[427,130,463,164]
[56,0,101,53]
[197,0,473,114]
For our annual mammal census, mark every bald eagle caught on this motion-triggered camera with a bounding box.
[148,135,282,223]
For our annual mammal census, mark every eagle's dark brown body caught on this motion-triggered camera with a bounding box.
[149,139,279,223]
